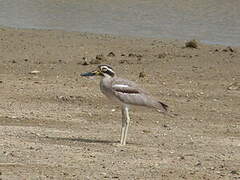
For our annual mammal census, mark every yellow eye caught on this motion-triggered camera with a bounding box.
[101,68,108,72]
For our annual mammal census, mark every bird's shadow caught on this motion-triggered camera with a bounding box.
[39,135,138,146]
[43,136,118,145]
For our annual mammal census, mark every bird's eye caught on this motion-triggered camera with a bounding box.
[101,67,108,72]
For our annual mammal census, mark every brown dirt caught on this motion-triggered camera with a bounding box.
[0,27,239,179]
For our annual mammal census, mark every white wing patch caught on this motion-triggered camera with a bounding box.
[112,84,140,94]
[112,84,130,88]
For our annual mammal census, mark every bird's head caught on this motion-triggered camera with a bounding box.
[81,65,115,78]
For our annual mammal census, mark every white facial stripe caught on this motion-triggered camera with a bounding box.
[101,66,112,71]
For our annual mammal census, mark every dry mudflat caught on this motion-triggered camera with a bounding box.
[0,27,240,179]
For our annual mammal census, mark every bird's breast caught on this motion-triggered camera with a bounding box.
[100,78,121,104]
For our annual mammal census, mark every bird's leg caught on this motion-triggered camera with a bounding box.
[123,106,130,145]
[120,105,130,145]
[120,106,126,145]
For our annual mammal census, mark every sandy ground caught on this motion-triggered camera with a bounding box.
[0,27,239,179]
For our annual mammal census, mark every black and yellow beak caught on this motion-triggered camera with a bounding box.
[80,70,101,77]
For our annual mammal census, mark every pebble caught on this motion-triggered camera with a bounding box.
[107,52,115,57]
[230,170,239,175]
[139,71,146,78]
[142,130,151,133]
[185,40,198,48]
[222,46,235,53]
[96,54,106,61]
[89,58,101,64]
[81,60,89,65]
[227,82,240,90]
[119,59,129,64]
[158,52,167,58]
[29,70,40,75]
[5,115,17,119]
[112,176,119,179]
[178,155,185,160]
[128,53,142,58]
[195,161,202,166]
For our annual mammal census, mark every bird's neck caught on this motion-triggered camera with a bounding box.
[103,74,116,79]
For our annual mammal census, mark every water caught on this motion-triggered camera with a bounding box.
[0,0,240,46]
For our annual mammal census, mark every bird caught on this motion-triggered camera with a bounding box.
[81,64,168,145]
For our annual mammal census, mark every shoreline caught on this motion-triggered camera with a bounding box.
[1,25,239,48]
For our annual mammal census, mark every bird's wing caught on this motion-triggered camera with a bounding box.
[111,78,168,112]
[112,84,141,94]
[111,78,154,106]
[111,78,147,94]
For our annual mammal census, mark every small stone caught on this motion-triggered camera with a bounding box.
[222,46,235,53]
[12,60,17,63]
[63,172,69,176]
[82,61,89,65]
[112,176,119,179]
[119,59,129,64]
[89,58,101,64]
[79,57,89,65]
[163,124,168,128]
[185,40,198,48]
[227,82,240,91]
[128,53,142,58]
[158,53,167,58]
[29,70,40,75]
[96,54,106,61]
[195,161,202,166]
[179,156,185,160]
[128,53,135,57]
[89,54,106,64]
[0,80,3,83]
[139,72,146,78]
[24,58,28,62]
[137,56,142,61]
[100,172,107,176]
[107,52,115,57]
[230,170,239,175]
[66,114,72,118]
[142,130,151,133]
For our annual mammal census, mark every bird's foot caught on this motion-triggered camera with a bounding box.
[112,142,125,147]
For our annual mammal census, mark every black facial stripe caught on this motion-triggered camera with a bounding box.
[98,65,113,71]
[105,69,115,77]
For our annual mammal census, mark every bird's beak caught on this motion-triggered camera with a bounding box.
[80,70,100,77]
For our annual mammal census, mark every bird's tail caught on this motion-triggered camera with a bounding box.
[156,101,176,118]
[158,101,168,111]
[155,101,168,112]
